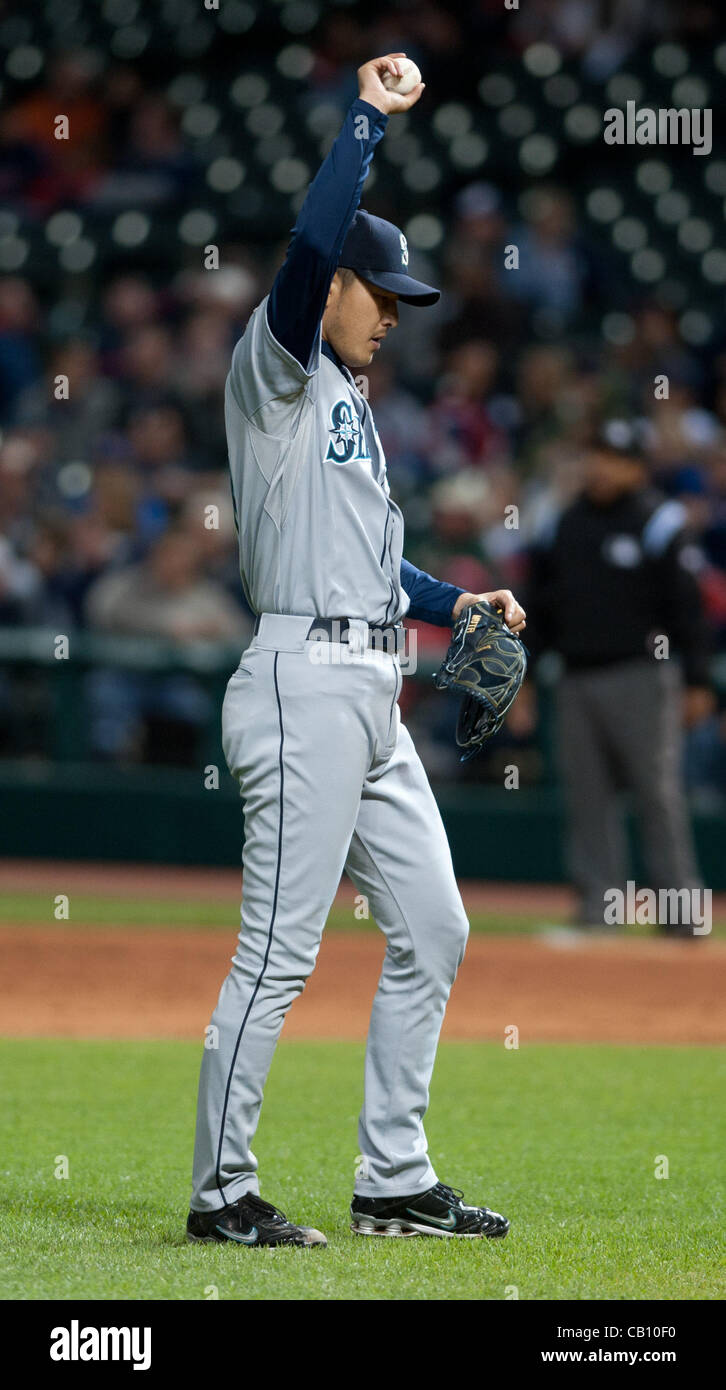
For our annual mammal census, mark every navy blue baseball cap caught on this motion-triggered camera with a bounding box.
[338,211,440,306]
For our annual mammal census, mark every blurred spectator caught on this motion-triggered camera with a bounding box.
[87,94,194,211]
[0,107,48,211]
[506,188,589,332]
[99,276,161,376]
[426,340,508,475]
[453,182,506,253]
[644,377,720,473]
[0,278,42,422]
[178,484,247,612]
[439,183,526,357]
[702,449,726,576]
[0,431,45,543]
[618,304,704,412]
[83,530,251,763]
[15,338,121,460]
[26,510,127,628]
[510,0,674,74]
[91,457,141,541]
[0,533,40,624]
[430,469,493,550]
[173,311,234,467]
[513,346,583,473]
[173,263,259,327]
[121,404,202,542]
[85,529,248,643]
[117,325,181,416]
[6,50,107,207]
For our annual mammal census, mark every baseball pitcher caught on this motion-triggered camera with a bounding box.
[187,54,526,1248]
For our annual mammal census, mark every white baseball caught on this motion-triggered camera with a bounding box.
[382,57,421,96]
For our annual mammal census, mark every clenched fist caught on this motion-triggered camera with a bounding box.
[452,589,527,635]
[358,54,426,116]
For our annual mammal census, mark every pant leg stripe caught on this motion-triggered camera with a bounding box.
[214,649,285,1207]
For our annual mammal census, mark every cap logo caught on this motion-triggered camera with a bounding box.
[604,419,631,450]
[400,232,409,267]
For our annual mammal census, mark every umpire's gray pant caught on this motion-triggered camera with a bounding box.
[557,657,700,923]
[191,614,469,1211]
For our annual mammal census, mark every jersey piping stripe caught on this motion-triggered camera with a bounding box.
[379,506,398,625]
[378,505,390,568]
[387,663,401,740]
[214,650,286,1207]
[382,507,397,624]
[228,472,240,537]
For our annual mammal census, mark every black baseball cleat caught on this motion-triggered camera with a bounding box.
[186,1193,327,1248]
[350,1181,509,1239]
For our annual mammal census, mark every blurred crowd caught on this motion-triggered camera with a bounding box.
[0,0,725,793]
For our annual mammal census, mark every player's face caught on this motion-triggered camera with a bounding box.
[324,273,399,370]
[585,450,644,504]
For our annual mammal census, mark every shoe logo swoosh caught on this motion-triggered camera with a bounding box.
[216,1223,258,1244]
[405,1207,458,1229]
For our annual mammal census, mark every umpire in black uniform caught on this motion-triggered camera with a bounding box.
[527,418,712,931]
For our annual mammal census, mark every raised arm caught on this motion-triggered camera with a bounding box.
[266,55,425,372]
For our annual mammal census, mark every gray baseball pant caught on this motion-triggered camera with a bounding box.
[191,614,469,1211]
[557,657,700,923]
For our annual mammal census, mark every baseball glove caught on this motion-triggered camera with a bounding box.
[433,600,528,761]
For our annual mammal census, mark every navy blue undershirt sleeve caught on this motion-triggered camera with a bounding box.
[266,98,388,371]
[401,557,465,627]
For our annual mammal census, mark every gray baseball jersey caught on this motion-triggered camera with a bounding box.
[225,295,408,626]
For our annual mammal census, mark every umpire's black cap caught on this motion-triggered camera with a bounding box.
[591,415,650,460]
[339,210,440,306]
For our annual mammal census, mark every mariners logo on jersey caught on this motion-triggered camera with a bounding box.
[325,398,372,465]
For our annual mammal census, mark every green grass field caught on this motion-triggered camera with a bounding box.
[2,890,724,937]
[0,889,542,933]
[1,1038,723,1301]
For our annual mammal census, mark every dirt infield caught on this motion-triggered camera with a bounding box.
[1,923,723,1045]
[1,860,722,1045]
